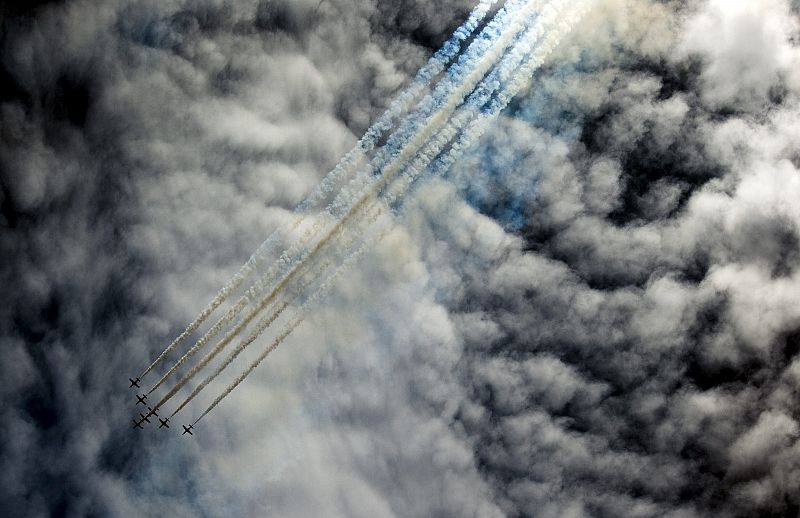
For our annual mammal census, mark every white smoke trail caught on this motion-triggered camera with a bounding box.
[148,0,541,398]
[146,0,591,421]
[145,200,385,417]
[147,216,324,393]
[320,0,534,222]
[168,202,387,417]
[384,0,566,202]
[182,1,573,421]
[192,216,395,425]
[286,0,539,265]
[427,0,592,184]
[138,0,497,379]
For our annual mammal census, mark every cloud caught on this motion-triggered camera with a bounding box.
[2,0,800,517]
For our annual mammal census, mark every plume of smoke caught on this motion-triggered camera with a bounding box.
[148,0,584,421]
[137,0,497,380]
[158,0,539,390]
[183,0,580,422]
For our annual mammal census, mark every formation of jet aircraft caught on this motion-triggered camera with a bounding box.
[129,380,192,436]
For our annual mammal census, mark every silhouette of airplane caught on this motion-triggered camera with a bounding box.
[136,394,147,405]
[182,425,194,436]
[139,413,151,424]
[147,406,158,418]
[159,417,170,429]
[132,419,144,430]
[129,377,140,388]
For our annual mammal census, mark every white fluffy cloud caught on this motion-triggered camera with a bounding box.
[2,0,800,517]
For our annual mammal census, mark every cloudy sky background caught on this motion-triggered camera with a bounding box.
[2,0,800,516]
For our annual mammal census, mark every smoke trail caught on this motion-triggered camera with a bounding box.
[429,0,591,183]
[323,0,533,220]
[147,0,590,421]
[172,0,557,415]
[193,217,395,425]
[317,0,541,226]
[147,217,324,393]
[145,196,386,418]
[281,0,537,274]
[384,0,585,211]
[168,201,388,417]
[137,1,498,379]
[147,0,536,404]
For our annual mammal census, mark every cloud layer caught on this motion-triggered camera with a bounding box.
[1,0,800,516]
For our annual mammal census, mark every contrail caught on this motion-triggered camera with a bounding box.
[145,197,386,418]
[192,216,395,425]
[157,0,538,389]
[314,0,540,236]
[288,0,537,265]
[168,201,388,417]
[183,0,561,421]
[429,0,590,184]
[324,0,532,218]
[138,0,498,380]
[387,0,582,207]
[147,217,323,393]
[142,0,593,424]
[145,0,550,413]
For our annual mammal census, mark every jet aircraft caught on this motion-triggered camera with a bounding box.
[159,417,170,429]
[132,419,144,430]
[136,394,148,405]
[129,377,141,388]
[182,425,194,436]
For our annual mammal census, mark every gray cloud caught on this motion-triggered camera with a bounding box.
[2,0,800,517]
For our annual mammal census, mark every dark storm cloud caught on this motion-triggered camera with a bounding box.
[2,1,800,517]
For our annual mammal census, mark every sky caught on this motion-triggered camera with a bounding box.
[2,0,800,517]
